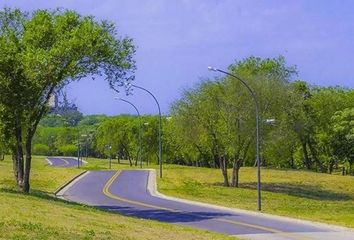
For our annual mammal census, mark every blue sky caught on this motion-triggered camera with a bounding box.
[2,0,354,115]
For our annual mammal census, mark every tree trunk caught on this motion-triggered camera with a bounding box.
[116,151,120,164]
[214,154,220,169]
[128,153,132,167]
[135,150,138,166]
[328,159,335,174]
[13,124,24,188]
[308,142,325,172]
[219,155,229,187]
[301,141,311,169]
[289,154,294,168]
[262,155,266,167]
[23,135,32,193]
[231,159,242,187]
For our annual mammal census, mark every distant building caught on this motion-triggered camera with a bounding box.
[48,93,58,109]
[48,94,58,109]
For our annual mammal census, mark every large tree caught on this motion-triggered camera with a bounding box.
[0,8,135,192]
[170,56,297,187]
[331,108,354,174]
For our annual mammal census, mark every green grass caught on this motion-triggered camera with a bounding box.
[156,165,354,228]
[3,155,351,239]
[0,156,232,240]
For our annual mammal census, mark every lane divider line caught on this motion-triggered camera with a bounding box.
[103,171,178,212]
[102,170,311,240]
[45,157,53,166]
[59,158,70,166]
[62,157,88,164]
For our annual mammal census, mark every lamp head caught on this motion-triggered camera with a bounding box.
[114,97,126,101]
[265,119,276,124]
[208,66,218,72]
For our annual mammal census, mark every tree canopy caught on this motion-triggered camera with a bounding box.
[0,8,136,192]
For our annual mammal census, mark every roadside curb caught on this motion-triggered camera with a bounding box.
[146,169,354,233]
[54,170,88,196]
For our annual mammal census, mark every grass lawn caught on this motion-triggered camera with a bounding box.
[0,156,232,240]
[156,164,354,228]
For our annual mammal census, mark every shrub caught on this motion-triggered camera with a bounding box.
[33,144,50,156]
[58,144,77,156]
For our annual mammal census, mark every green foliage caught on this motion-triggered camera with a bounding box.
[331,108,354,173]
[95,115,158,164]
[39,114,65,127]
[78,115,108,126]
[30,54,354,182]
[58,144,77,156]
[169,56,297,168]
[166,56,354,183]
[33,144,50,156]
[0,7,136,191]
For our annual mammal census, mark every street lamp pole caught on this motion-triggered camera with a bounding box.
[130,84,163,178]
[77,131,80,168]
[109,144,112,169]
[80,134,88,166]
[208,66,262,211]
[117,98,143,168]
[105,144,112,169]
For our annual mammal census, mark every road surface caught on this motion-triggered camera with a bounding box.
[46,157,83,168]
[57,170,354,240]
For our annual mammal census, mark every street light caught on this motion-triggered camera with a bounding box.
[77,131,80,168]
[265,119,276,124]
[115,97,143,168]
[129,84,163,178]
[81,134,88,166]
[208,66,262,211]
[105,144,112,169]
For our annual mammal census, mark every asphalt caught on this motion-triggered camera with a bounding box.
[46,157,83,168]
[57,170,354,239]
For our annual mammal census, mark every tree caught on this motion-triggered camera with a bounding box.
[33,143,50,156]
[58,144,77,156]
[331,108,354,175]
[170,56,298,187]
[287,81,315,170]
[289,85,354,172]
[79,115,108,126]
[0,8,135,192]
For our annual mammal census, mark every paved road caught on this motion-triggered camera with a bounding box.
[46,157,83,168]
[58,170,353,240]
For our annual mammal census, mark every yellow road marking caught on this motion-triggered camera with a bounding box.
[103,171,177,212]
[102,170,312,240]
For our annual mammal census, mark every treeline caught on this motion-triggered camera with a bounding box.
[166,57,354,186]
[32,114,162,166]
[31,56,353,185]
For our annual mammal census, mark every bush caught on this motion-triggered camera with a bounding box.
[58,144,77,156]
[33,144,50,156]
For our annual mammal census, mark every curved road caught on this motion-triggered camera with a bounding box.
[57,170,353,239]
[47,157,83,168]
